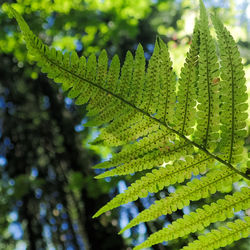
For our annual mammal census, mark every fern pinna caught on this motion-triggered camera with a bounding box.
[4,1,250,249]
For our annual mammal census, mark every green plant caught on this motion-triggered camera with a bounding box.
[3,1,249,249]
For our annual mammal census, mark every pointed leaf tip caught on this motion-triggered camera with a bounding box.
[92,208,105,218]
[2,3,9,13]
[136,43,144,52]
[157,36,167,49]
[92,161,111,169]
[100,49,107,56]
[94,171,111,179]
[2,3,14,18]
[92,212,99,219]
[118,227,129,235]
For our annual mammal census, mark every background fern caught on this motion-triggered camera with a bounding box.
[4,0,249,249]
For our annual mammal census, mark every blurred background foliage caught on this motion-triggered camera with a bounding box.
[0,0,249,249]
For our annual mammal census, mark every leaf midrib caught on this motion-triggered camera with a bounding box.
[204,33,211,148]
[227,43,235,164]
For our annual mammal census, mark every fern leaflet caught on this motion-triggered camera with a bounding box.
[182,217,250,250]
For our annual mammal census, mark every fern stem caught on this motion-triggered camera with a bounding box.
[42,54,250,181]
[204,40,211,148]
[181,69,191,135]
[228,50,235,164]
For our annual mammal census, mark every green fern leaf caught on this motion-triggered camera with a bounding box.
[211,14,248,165]
[3,1,249,249]
[119,165,239,235]
[132,187,250,250]
[93,152,213,218]
[194,1,220,150]
[174,19,199,135]
[182,216,250,250]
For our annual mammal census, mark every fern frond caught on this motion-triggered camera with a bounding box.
[83,49,107,103]
[211,14,248,164]
[93,129,173,169]
[86,53,120,120]
[4,1,250,249]
[120,166,239,234]
[88,50,134,124]
[174,19,199,135]
[96,114,159,146]
[194,1,220,150]
[93,151,213,218]
[133,187,250,250]
[155,37,176,125]
[95,139,193,177]
[4,3,248,179]
[182,216,250,250]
